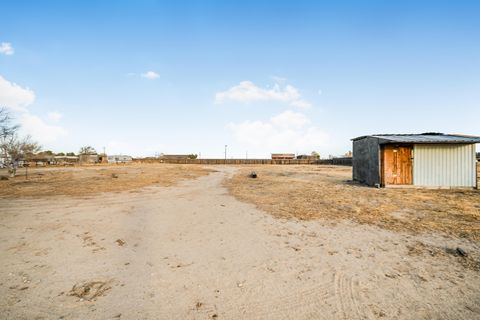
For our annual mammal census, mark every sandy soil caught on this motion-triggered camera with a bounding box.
[226,165,480,241]
[1,166,479,319]
[0,164,210,197]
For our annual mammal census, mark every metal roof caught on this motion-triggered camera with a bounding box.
[351,133,480,144]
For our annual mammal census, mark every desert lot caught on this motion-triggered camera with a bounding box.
[0,164,479,319]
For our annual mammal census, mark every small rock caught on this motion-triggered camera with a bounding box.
[69,280,112,301]
[385,273,398,278]
[456,247,467,257]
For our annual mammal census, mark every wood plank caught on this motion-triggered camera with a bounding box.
[399,147,413,184]
[383,145,396,185]
[382,145,413,185]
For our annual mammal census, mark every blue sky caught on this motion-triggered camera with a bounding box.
[1,0,479,158]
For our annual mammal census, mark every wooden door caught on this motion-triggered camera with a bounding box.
[382,145,413,185]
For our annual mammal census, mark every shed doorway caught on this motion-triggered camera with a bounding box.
[381,145,413,185]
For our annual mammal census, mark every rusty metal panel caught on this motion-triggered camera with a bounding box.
[413,144,476,187]
[352,137,381,186]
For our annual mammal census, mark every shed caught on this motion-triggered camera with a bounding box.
[79,154,99,164]
[351,133,480,188]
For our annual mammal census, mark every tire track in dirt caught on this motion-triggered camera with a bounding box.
[333,272,374,320]
[1,166,480,319]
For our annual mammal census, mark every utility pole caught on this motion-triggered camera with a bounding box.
[246,151,248,160]
[224,145,227,164]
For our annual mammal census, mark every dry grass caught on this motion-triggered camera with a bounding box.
[406,241,480,271]
[225,165,480,240]
[0,164,210,198]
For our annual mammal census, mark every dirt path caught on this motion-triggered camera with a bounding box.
[1,167,479,319]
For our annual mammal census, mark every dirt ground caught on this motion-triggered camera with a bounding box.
[0,164,211,197]
[226,165,480,241]
[1,165,479,319]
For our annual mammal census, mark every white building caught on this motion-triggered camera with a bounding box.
[107,155,133,164]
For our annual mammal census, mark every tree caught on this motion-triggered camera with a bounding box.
[56,152,65,156]
[188,154,198,159]
[66,152,76,156]
[1,107,19,166]
[79,146,97,155]
[0,107,19,143]
[311,151,320,159]
[0,107,41,176]
[7,135,41,160]
[1,132,41,176]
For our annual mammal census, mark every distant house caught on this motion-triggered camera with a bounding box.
[29,154,55,166]
[352,133,480,188]
[79,154,99,164]
[271,153,295,160]
[53,155,79,165]
[107,155,133,164]
[0,156,9,168]
[98,153,108,164]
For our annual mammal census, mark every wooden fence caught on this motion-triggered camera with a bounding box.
[134,157,353,166]
[318,157,353,166]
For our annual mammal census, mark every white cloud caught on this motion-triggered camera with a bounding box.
[0,75,35,112]
[47,111,63,122]
[0,42,14,55]
[0,74,67,144]
[19,113,67,143]
[141,71,160,80]
[271,110,309,128]
[291,99,312,109]
[228,110,328,151]
[215,80,311,108]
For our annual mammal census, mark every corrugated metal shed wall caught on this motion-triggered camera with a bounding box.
[413,144,476,187]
